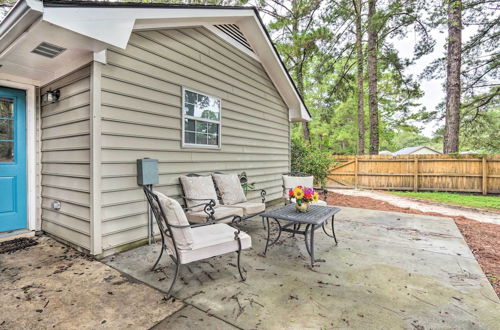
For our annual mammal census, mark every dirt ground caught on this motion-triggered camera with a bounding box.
[0,236,183,329]
[326,192,500,297]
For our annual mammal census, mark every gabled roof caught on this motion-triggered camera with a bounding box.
[0,0,311,121]
[393,146,442,155]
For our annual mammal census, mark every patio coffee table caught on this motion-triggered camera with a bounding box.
[260,204,341,267]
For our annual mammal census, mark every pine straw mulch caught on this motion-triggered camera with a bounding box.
[326,192,500,297]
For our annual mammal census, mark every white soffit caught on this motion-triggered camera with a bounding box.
[42,7,255,49]
[0,18,106,85]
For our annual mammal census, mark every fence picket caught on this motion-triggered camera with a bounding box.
[328,154,500,194]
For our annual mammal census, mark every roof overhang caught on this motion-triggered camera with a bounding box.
[0,1,311,121]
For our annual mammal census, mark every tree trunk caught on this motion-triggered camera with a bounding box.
[367,0,379,155]
[353,0,365,155]
[444,0,462,153]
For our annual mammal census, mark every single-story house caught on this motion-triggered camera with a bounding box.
[393,146,441,156]
[0,0,310,256]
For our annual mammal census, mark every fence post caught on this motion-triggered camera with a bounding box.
[413,158,418,192]
[482,156,488,195]
[354,156,358,189]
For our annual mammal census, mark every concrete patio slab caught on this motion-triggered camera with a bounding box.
[153,305,237,329]
[105,207,500,329]
[0,236,183,329]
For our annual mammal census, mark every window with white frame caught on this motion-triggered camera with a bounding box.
[182,88,221,148]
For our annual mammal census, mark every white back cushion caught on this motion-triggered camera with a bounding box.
[180,175,219,211]
[154,191,194,250]
[282,175,314,189]
[212,173,247,205]
[283,175,314,200]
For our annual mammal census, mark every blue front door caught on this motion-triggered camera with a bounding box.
[0,87,27,232]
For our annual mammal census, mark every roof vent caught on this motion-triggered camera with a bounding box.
[214,24,253,52]
[31,42,66,58]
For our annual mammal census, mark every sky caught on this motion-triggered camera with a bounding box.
[392,26,476,137]
[393,29,447,137]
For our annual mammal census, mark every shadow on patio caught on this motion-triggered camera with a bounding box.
[104,207,500,329]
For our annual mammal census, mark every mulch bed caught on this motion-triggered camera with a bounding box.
[0,237,38,254]
[326,192,500,297]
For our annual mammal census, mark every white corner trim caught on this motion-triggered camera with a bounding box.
[93,50,107,64]
[0,79,37,231]
[204,24,259,62]
[90,61,103,255]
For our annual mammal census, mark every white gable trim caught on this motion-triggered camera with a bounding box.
[204,25,259,61]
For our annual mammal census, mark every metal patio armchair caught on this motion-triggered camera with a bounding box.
[143,186,251,298]
[282,171,328,205]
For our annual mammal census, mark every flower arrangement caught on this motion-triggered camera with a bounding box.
[289,186,319,212]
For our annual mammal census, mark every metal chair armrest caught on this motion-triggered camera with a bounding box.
[169,214,243,229]
[245,189,267,203]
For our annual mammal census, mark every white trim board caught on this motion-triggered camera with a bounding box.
[0,79,38,231]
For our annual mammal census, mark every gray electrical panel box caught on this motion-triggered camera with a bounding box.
[137,158,159,186]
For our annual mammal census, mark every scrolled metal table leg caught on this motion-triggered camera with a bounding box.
[264,217,270,255]
[322,215,338,245]
[332,215,338,245]
[309,225,315,267]
[269,218,282,246]
[304,224,311,256]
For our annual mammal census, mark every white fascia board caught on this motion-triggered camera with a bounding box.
[42,7,256,49]
[0,0,43,55]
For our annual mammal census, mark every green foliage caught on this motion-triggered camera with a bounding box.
[387,191,500,211]
[460,91,500,153]
[291,136,335,188]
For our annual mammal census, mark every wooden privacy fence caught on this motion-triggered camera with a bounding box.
[327,154,500,195]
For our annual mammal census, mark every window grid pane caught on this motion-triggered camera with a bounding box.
[183,89,220,147]
[0,141,14,162]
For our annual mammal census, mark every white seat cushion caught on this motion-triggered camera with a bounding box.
[153,191,193,250]
[186,206,244,224]
[180,175,220,211]
[212,173,247,205]
[311,200,327,206]
[224,202,265,216]
[177,224,251,264]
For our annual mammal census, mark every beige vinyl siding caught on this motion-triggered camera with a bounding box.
[40,65,91,251]
[99,27,290,252]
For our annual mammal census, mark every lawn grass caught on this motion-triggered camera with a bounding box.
[387,191,500,211]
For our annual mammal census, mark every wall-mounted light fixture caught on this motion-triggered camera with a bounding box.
[41,89,60,105]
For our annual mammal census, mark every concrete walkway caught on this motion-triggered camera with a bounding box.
[329,189,500,225]
[105,207,500,329]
